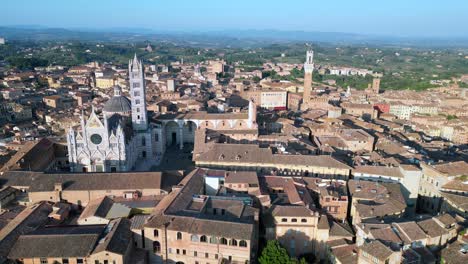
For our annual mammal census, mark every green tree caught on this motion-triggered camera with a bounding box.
[258,240,308,264]
[446,115,458,120]
[252,76,261,83]
[258,240,292,264]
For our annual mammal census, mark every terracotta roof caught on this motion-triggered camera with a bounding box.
[435,213,457,227]
[442,179,468,192]
[359,240,394,261]
[370,227,402,244]
[195,143,351,170]
[431,161,468,176]
[225,171,258,185]
[8,225,104,258]
[392,222,427,243]
[0,170,180,192]
[417,218,448,237]
[271,205,315,217]
[331,244,358,264]
[145,168,257,240]
[349,180,406,219]
[92,218,132,255]
[353,166,404,178]
[318,215,330,229]
[78,196,114,222]
[440,192,468,211]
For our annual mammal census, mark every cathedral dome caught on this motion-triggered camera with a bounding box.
[103,86,131,115]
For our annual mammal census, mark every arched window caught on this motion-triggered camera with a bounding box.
[291,218,297,222]
[239,240,247,247]
[281,218,287,222]
[154,229,159,237]
[191,235,199,242]
[177,232,182,240]
[210,237,218,244]
[153,241,161,253]
[301,219,307,223]
[230,239,238,246]
[200,235,207,243]
[220,237,228,245]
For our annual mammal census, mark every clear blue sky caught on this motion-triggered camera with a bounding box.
[2,0,467,37]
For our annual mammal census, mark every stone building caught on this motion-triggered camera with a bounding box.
[8,218,136,264]
[137,168,259,264]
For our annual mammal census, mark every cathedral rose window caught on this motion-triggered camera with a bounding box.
[90,134,103,145]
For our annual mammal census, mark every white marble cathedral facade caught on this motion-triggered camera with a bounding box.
[67,55,155,172]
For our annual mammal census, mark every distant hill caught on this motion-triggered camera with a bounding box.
[1,26,468,48]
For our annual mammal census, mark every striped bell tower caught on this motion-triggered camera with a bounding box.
[129,54,148,131]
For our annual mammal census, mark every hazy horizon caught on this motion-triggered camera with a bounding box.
[2,0,468,38]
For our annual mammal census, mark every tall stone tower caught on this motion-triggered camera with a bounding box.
[303,49,314,108]
[248,99,257,128]
[372,78,381,94]
[129,54,148,131]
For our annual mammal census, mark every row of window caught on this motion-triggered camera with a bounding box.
[153,231,248,247]
[169,248,219,260]
[281,218,308,223]
[40,259,83,264]
[39,258,114,264]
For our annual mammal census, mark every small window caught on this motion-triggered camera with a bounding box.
[210,237,217,244]
[239,240,248,247]
[301,219,307,223]
[215,254,219,259]
[200,235,207,243]
[177,232,182,240]
[191,235,199,242]
[154,229,159,237]
[62,259,69,264]
[194,251,198,257]
[40,259,48,264]
[77,260,84,264]
[230,239,238,246]
[183,249,186,255]
[205,252,209,258]
[220,237,228,245]
[176,249,180,254]
[153,241,161,253]
[291,218,298,222]
[281,218,287,222]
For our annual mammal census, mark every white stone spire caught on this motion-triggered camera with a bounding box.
[128,54,148,131]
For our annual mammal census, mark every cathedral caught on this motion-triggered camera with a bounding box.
[67,55,156,172]
[67,55,258,173]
